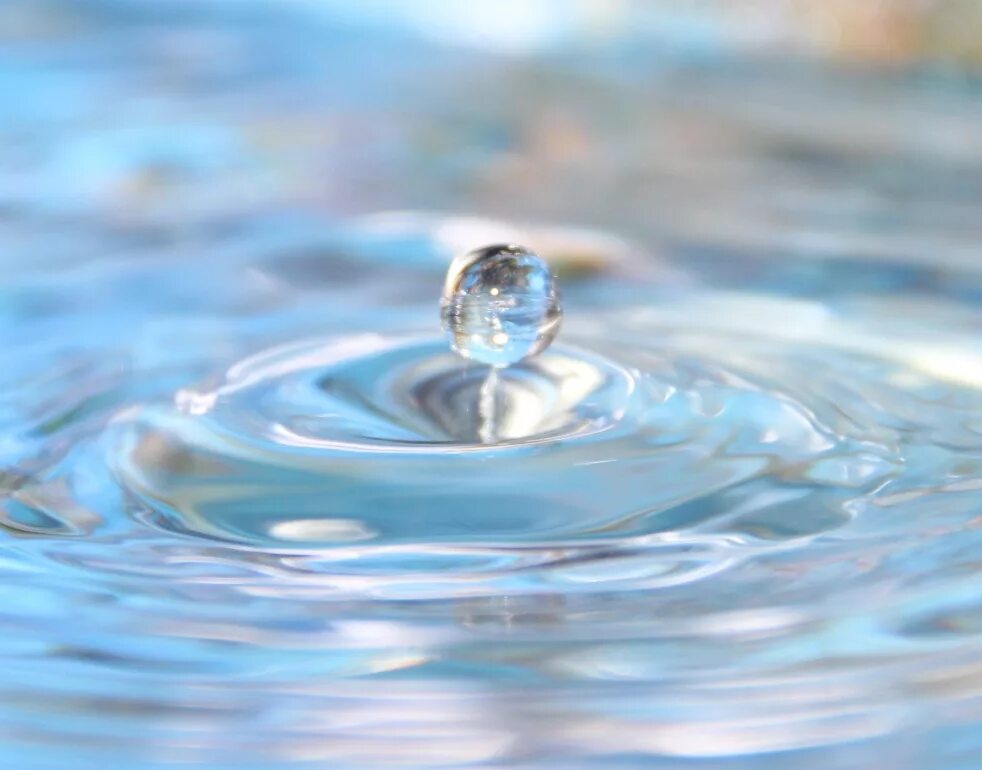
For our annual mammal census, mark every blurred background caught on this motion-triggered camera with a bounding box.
[4,0,982,263]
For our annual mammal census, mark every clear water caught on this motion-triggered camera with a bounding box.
[441,244,561,367]
[3,4,982,769]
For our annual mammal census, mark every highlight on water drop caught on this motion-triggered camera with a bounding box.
[440,244,562,367]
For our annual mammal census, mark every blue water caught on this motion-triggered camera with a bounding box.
[3,3,982,769]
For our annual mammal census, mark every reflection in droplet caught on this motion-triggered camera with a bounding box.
[441,244,561,367]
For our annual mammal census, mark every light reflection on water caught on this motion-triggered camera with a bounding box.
[2,3,982,769]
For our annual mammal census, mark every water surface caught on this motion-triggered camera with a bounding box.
[2,4,982,769]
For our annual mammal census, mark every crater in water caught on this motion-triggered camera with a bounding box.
[105,314,921,598]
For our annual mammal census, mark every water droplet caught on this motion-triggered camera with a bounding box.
[440,244,562,367]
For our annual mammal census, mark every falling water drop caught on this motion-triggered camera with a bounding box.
[440,244,562,367]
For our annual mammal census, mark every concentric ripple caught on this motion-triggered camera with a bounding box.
[110,328,868,566]
[5,285,982,768]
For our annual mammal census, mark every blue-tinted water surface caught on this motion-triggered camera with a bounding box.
[2,3,982,769]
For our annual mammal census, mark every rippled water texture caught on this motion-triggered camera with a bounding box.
[3,3,982,769]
